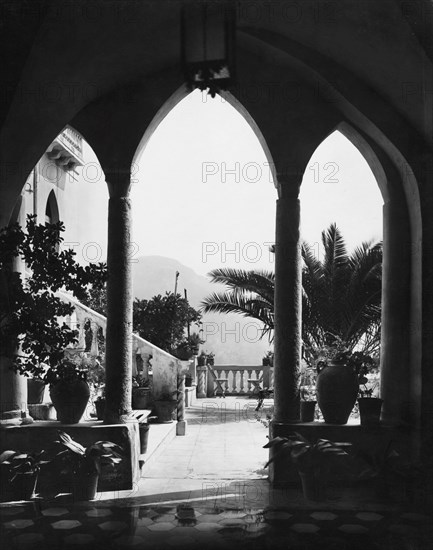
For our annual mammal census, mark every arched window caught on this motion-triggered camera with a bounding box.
[45,190,59,225]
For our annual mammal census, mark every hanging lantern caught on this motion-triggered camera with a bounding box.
[181,1,235,97]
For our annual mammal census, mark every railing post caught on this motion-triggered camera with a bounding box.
[176,373,186,435]
[197,366,207,398]
[263,365,270,388]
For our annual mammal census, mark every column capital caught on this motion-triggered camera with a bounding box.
[106,170,132,198]
[276,175,302,200]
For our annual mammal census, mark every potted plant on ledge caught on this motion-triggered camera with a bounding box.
[153,387,180,423]
[264,432,352,501]
[44,359,90,424]
[0,449,50,502]
[299,365,317,422]
[132,373,151,409]
[52,430,123,501]
[357,365,382,427]
[314,337,376,424]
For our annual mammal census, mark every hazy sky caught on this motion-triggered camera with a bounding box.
[129,90,383,276]
[79,89,383,274]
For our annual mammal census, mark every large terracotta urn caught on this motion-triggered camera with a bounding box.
[50,380,90,423]
[316,361,358,424]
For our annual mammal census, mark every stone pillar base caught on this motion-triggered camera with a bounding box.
[176,420,187,436]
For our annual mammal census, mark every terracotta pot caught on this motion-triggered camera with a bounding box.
[154,400,177,423]
[139,424,150,454]
[72,472,99,501]
[95,398,105,420]
[298,470,326,501]
[50,379,90,423]
[132,387,152,409]
[0,472,38,502]
[316,361,358,424]
[27,378,46,404]
[358,397,383,427]
[300,401,316,422]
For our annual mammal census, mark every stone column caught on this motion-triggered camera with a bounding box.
[273,177,302,423]
[104,172,133,424]
[0,195,28,424]
[380,198,411,425]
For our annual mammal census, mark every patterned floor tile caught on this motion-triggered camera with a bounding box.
[98,520,129,531]
[400,512,431,522]
[153,514,176,523]
[219,518,247,526]
[166,534,198,546]
[310,512,338,521]
[13,533,45,546]
[85,508,112,517]
[338,524,370,534]
[264,510,292,521]
[219,510,247,519]
[355,512,384,521]
[4,519,35,529]
[194,522,222,531]
[63,533,96,545]
[291,523,321,533]
[41,507,70,517]
[388,524,418,535]
[0,506,25,516]
[112,535,146,547]
[51,519,82,529]
[197,514,225,523]
[148,521,176,531]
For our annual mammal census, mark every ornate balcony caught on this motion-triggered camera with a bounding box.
[46,126,84,171]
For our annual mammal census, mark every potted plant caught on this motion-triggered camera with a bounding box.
[197,351,207,367]
[43,358,90,423]
[0,449,50,502]
[184,370,193,387]
[299,366,317,422]
[52,430,123,500]
[262,351,273,367]
[355,440,422,501]
[132,373,152,409]
[95,390,106,420]
[0,216,107,396]
[27,375,46,404]
[153,387,180,423]
[264,432,352,501]
[133,412,151,454]
[357,365,382,427]
[206,351,215,366]
[314,337,375,424]
[82,353,106,420]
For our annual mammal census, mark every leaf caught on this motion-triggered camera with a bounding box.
[0,450,17,463]
[56,431,85,455]
[263,436,288,449]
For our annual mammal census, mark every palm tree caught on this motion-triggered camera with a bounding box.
[201,268,275,340]
[302,224,382,362]
[201,224,382,358]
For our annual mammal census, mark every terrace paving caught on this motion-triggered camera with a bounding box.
[1,397,431,550]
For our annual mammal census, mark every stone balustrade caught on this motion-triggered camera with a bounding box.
[206,364,274,397]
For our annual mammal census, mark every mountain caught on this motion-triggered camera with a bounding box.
[132,256,270,365]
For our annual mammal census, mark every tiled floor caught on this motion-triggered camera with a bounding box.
[1,397,432,549]
[2,499,432,550]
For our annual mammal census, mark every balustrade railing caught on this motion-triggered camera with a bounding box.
[207,365,274,396]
